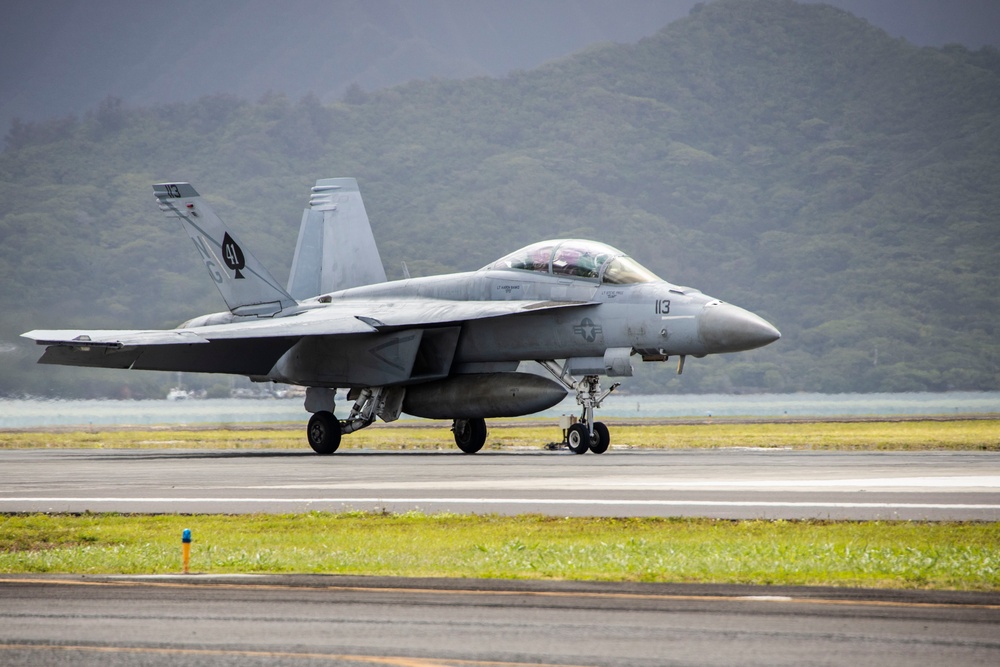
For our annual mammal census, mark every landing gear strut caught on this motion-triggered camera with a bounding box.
[541,362,618,455]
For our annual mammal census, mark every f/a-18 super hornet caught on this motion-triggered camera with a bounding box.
[23,178,780,455]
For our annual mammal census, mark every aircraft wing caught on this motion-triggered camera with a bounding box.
[22,312,378,348]
[21,329,211,348]
[23,299,590,346]
[23,299,594,374]
[320,298,593,331]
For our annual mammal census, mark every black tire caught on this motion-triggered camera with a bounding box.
[589,421,610,454]
[453,417,487,453]
[307,411,341,455]
[566,422,590,454]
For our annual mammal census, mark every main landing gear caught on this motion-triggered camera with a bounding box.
[307,411,341,454]
[541,363,619,455]
[452,417,488,453]
[305,387,491,455]
[306,387,394,455]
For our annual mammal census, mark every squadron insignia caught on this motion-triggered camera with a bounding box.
[222,232,246,279]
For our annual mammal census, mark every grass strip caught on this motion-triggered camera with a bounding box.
[1,419,998,451]
[2,512,997,591]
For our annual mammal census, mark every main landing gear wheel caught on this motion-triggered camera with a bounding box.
[566,422,590,455]
[453,417,487,454]
[589,421,610,454]
[307,411,342,455]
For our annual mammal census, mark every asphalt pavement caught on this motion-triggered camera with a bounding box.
[3,447,999,665]
[1,448,998,520]
[2,575,999,667]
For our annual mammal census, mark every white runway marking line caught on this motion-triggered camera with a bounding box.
[618,476,1000,489]
[241,476,1000,491]
[2,497,999,510]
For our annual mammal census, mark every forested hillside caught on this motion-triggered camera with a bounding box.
[2,0,998,398]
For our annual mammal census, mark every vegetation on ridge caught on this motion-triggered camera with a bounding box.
[2,0,998,397]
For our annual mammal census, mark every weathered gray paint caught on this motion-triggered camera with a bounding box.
[24,179,780,426]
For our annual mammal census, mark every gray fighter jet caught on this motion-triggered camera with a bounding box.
[22,178,780,455]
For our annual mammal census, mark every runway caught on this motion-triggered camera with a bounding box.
[4,451,999,665]
[1,448,998,520]
[2,575,999,666]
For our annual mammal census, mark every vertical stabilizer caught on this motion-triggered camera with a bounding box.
[153,183,297,317]
[287,177,387,300]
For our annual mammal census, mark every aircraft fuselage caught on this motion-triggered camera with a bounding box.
[306,268,777,376]
[24,180,781,455]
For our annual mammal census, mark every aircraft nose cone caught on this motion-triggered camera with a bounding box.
[698,302,781,353]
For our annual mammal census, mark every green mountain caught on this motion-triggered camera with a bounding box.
[2,0,998,398]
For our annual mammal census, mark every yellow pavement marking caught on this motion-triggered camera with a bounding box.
[0,644,593,667]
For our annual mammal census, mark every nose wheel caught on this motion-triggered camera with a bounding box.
[566,420,610,454]
[589,421,610,454]
[566,422,589,454]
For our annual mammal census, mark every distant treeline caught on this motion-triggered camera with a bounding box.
[2,0,998,398]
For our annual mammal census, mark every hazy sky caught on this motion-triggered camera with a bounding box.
[2,0,998,133]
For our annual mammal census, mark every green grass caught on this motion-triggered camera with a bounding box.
[0,427,307,450]
[3,421,996,590]
[2,419,998,451]
[2,513,998,591]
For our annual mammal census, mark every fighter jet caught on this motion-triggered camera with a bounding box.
[22,178,780,455]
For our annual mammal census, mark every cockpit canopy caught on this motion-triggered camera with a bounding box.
[485,239,661,285]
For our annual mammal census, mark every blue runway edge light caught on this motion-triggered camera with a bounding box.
[182,529,192,544]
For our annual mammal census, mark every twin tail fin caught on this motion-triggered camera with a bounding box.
[153,183,297,317]
[287,177,387,300]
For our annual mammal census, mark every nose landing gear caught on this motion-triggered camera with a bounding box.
[541,362,618,455]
